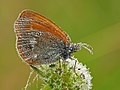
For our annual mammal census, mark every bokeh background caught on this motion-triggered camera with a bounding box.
[0,0,120,90]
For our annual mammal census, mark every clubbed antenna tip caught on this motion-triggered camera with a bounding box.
[78,42,93,55]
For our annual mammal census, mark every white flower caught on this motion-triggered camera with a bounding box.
[66,57,93,90]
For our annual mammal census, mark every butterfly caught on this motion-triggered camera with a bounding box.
[14,10,88,65]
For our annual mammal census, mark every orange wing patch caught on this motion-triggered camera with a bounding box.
[14,10,71,44]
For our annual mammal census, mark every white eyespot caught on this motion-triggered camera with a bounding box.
[30,38,37,44]
[38,31,42,36]
[33,54,37,59]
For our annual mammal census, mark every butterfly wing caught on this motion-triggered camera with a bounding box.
[14,10,70,43]
[15,29,65,65]
[14,10,69,65]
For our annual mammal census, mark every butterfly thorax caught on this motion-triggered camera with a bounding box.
[61,43,81,60]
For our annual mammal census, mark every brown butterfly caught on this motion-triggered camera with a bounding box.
[14,10,81,65]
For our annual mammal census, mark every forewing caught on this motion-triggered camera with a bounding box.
[14,9,70,44]
[14,10,70,65]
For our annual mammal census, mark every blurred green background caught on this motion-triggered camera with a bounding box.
[0,0,120,90]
